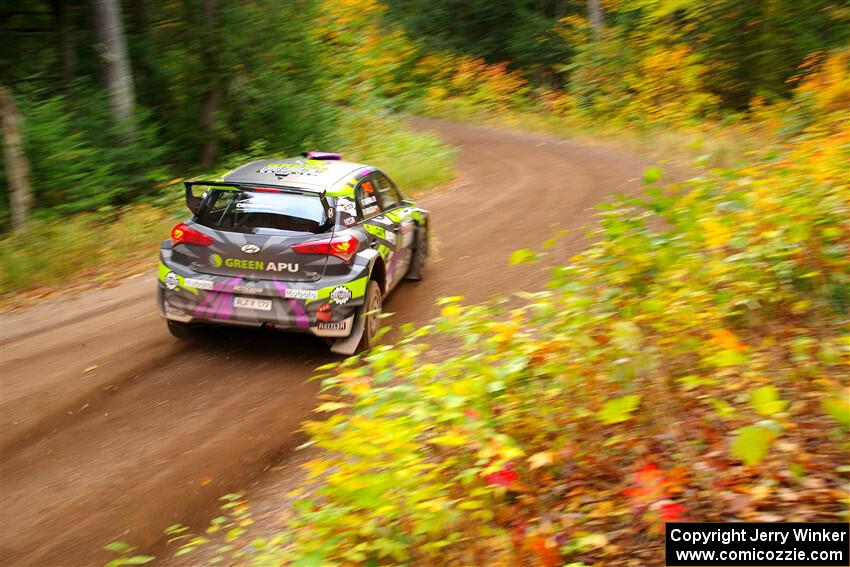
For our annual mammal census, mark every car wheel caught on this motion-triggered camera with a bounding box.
[405,224,428,281]
[356,280,383,351]
[167,320,195,340]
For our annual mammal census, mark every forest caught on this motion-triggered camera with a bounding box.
[2,0,847,227]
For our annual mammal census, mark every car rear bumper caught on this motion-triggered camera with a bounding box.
[157,254,369,337]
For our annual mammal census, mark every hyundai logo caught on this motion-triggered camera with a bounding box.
[241,244,261,254]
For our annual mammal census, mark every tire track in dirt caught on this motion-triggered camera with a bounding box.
[0,119,675,566]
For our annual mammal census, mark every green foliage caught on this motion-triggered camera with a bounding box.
[103,541,154,566]
[821,398,850,428]
[597,395,642,425]
[386,0,575,81]
[508,248,540,266]
[146,0,335,163]
[4,89,167,220]
[643,166,663,184]
[2,0,334,226]
[731,425,777,466]
[750,386,788,417]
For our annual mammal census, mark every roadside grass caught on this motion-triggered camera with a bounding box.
[333,110,456,196]
[0,204,182,299]
[0,115,455,306]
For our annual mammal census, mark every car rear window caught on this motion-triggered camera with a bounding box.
[196,189,330,234]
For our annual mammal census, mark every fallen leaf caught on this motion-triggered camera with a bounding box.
[528,451,556,470]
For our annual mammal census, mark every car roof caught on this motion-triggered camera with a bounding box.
[222,157,370,192]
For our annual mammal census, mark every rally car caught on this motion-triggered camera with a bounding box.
[157,152,429,354]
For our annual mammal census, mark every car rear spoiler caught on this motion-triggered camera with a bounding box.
[183,181,329,215]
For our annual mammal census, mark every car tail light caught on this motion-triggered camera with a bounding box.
[171,223,214,246]
[292,235,359,263]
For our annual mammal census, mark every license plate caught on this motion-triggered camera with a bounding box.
[233,297,272,311]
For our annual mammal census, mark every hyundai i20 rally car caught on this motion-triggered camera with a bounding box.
[157,152,429,354]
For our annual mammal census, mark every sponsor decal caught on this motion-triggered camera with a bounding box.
[233,284,264,295]
[315,320,348,331]
[385,210,404,222]
[184,277,214,290]
[258,162,328,176]
[337,198,356,215]
[385,230,397,245]
[164,272,179,290]
[211,257,300,273]
[241,243,261,254]
[225,258,265,270]
[343,216,355,226]
[372,216,393,226]
[265,262,299,273]
[362,180,375,193]
[362,195,377,205]
[310,315,354,336]
[305,276,368,304]
[363,205,379,216]
[329,285,353,305]
[364,224,386,239]
[327,207,334,218]
[237,201,289,214]
[284,288,319,300]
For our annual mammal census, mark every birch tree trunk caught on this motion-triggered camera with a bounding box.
[92,0,136,139]
[588,0,604,39]
[0,86,34,232]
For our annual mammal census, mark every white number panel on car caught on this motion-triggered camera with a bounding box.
[233,297,272,311]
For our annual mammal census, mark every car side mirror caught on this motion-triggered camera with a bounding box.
[184,183,205,214]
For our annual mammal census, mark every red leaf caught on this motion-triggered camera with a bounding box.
[486,463,519,487]
[660,500,687,521]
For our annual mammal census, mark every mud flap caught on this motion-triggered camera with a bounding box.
[330,311,365,355]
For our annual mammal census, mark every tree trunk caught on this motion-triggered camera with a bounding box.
[53,0,75,91]
[587,0,604,39]
[0,86,34,232]
[199,88,219,167]
[199,0,219,167]
[91,0,136,139]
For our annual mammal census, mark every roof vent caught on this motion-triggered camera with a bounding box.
[302,151,342,160]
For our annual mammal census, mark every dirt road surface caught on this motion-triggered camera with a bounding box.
[1,119,671,566]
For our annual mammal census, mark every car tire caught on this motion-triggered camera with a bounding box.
[405,223,428,281]
[356,280,383,352]
[167,320,196,340]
